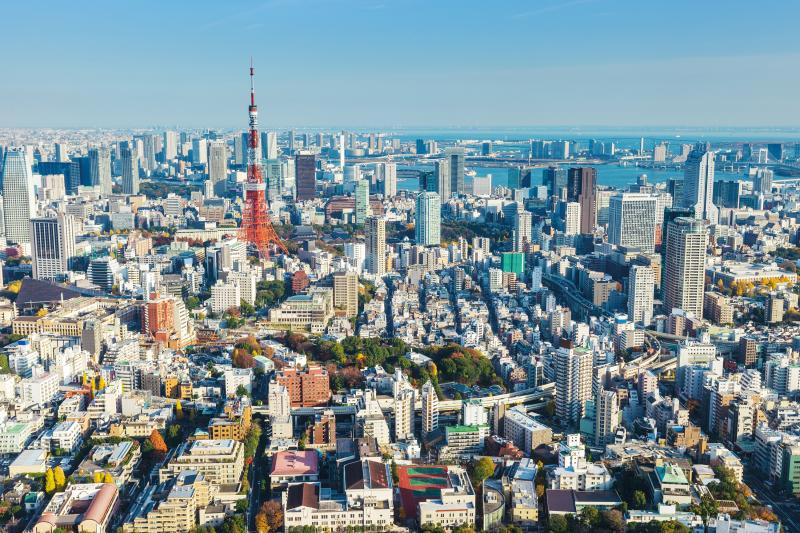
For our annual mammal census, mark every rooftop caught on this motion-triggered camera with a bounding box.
[271,450,319,476]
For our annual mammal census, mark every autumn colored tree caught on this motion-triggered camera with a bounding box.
[175,399,183,418]
[472,457,496,485]
[148,429,168,455]
[93,471,104,483]
[256,500,283,533]
[44,468,56,493]
[103,472,113,484]
[53,466,66,490]
[97,376,107,390]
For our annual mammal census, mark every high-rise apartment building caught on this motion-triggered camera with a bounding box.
[663,217,708,317]
[607,193,657,253]
[594,390,619,447]
[31,214,76,281]
[1,148,36,245]
[433,159,451,200]
[683,143,718,225]
[628,264,654,325]
[422,380,439,435]
[554,341,593,425]
[88,147,112,197]
[295,152,316,201]
[514,210,533,252]
[192,138,207,165]
[564,202,581,236]
[753,168,774,196]
[375,162,397,198]
[274,367,330,408]
[394,389,415,441]
[163,131,178,161]
[207,140,228,194]
[120,143,139,195]
[415,192,441,247]
[366,216,386,276]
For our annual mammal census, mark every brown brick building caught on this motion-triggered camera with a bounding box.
[275,367,330,407]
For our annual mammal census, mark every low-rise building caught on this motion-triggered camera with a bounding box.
[33,483,119,533]
[160,439,244,486]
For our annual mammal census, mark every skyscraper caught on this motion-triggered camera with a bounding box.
[295,152,316,201]
[663,217,708,317]
[628,264,654,325]
[434,159,451,200]
[567,167,597,234]
[1,148,36,245]
[375,162,397,198]
[564,202,581,236]
[207,140,228,194]
[543,166,567,197]
[192,138,207,164]
[607,193,657,253]
[234,132,247,166]
[753,168,774,196]
[446,147,465,197]
[415,192,441,247]
[138,134,157,173]
[594,390,619,447]
[554,341,593,426]
[422,380,439,435]
[88,147,112,197]
[682,143,718,225]
[366,216,386,276]
[163,131,178,161]
[354,178,371,224]
[120,143,139,195]
[513,210,533,252]
[264,131,279,160]
[31,214,76,281]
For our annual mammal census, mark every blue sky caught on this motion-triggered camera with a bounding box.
[2,0,799,129]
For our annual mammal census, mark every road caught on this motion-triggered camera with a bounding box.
[246,422,269,532]
[744,470,800,533]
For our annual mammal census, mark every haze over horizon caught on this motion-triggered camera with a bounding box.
[3,0,799,129]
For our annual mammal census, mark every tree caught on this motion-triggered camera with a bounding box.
[547,515,569,533]
[472,457,496,485]
[53,466,66,490]
[103,472,114,484]
[44,468,56,493]
[240,299,256,317]
[691,494,719,532]
[148,429,168,455]
[185,296,201,310]
[93,471,104,483]
[97,376,107,390]
[633,489,648,510]
[256,500,283,533]
[175,399,183,418]
[236,384,251,398]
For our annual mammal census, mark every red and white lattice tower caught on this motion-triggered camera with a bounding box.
[239,59,287,258]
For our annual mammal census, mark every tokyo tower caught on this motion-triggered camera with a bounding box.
[239,60,287,258]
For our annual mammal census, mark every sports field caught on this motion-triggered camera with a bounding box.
[396,465,452,519]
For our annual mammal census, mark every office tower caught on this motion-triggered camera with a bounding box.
[234,132,247,166]
[421,380,439,434]
[53,142,67,162]
[415,192,441,247]
[652,143,667,162]
[543,166,567,197]
[366,216,386,276]
[333,270,359,318]
[446,147,465,197]
[767,143,783,162]
[564,202,581,236]
[207,140,228,194]
[88,147,112,197]
[415,139,426,155]
[628,264,654,325]
[514,210,533,252]
[394,389,415,441]
[375,162,397,198]
[607,193,657,253]
[594,390,619,447]
[664,217,707,316]
[138,134,156,172]
[434,159,451,200]
[192,138,207,164]
[31,214,76,281]
[121,144,140,195]
[639,137,645,155]
[338,132,346,169]
[295,152,316,201]
[506,166,522,189]
[567,167,597,234]
[682,143,718,225]
[753,168,774,195]
[713,180,742,209]
[288,130,296,154]
[163,131,177,161]
[554,342,593,425]
[354,178,371,224]
[1,148,36,245]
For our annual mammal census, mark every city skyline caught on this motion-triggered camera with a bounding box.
[2,0,800,129]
